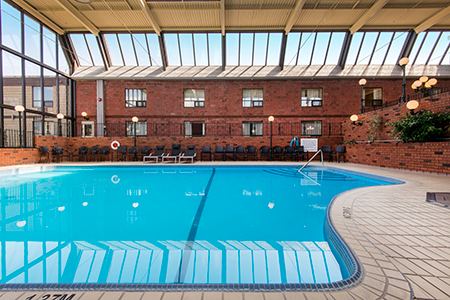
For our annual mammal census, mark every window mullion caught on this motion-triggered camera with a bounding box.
[116,34,125,66]
[426,31,442,65]
[368,32,380,65]
[130,33,139,66]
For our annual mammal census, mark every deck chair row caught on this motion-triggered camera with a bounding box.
[143,145,197,163]
[199,145,310,161]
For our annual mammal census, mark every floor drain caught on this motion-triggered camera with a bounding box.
[343,206,352,218]
[426,192,450,208]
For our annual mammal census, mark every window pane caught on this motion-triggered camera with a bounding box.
[346,32,364,65]
[240,33,253,65]
[298,32,315,65]
[147,33,162,66]
[415,31,441,64]
[253,33,268,65]
[311,32,330,65]
[43,27,56,68]
[71,34,93,66]
[384,31,408,64]
[133,34,150,66]
[409,32,426,64]
[302,121,322,136]
[2,51,22,106]
[325,32,345,64]
[430,31,450,64]
[179,33,194,66]
[357,32,378,65]
[25,61,40,110]
[194,33,208,66]
[226,33,239,66]
[1,0,21,52]
[24,16,41,61]
[285,32,300,65]
[165,33,181,66]
[85,34,104,66]
[58,42,70,74]
[118,34,137,66]
[105,34,123,66]
[208,33,222,66]
[370,32,393,64]
[267,33,282,65]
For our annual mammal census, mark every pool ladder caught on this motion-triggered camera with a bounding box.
[298,149,323,172]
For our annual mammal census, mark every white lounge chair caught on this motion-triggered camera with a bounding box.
[179,146,197,163]
[143,145,166,163]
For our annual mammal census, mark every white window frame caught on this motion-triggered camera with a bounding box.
[126,121,147,137]
[184,89,205,107]
[301,121,322,136]
[301,89,323,107]
[125,88,147,107]
[242,121,263,136]
[81,121,95,137]
[184,121,205,137]
[243,89,263,107]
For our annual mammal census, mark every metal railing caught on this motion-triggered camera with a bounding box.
[2,129,34,148]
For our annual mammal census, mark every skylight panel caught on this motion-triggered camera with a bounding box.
[311,32,330,65]
[430,32,450,64]
[208,33,221,66]
[285,32,300,66]
[442,48,450,65]
[193,33,208,66]
[165,33,181,66]
[105,34,124,66]
[70,34,93,66]
[179,33,194,66]
[253,33,268,65]
[370,32,393,64]
[383,31,407,64]
[414,31,441,64]
[325,32,345,65]
[24,16,40,61]
[146,34,162,66]
[409,32,426,64]
[85,34,103,66]
[346,32,364,65]
[356,32,378,64]
[240,33,254,66]
[297,32,315,65]
[226,33,239,66]
[132,34,150,66]
[118,34,137,66]
[267,33,282,66]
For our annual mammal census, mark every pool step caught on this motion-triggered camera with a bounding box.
[264,168,357,181]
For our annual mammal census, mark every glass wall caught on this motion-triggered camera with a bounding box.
[0,0,73,147]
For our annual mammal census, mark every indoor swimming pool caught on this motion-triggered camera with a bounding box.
[0,165,402,289]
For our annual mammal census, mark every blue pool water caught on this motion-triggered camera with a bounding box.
[0,166,399,285]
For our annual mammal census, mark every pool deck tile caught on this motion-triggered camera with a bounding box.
[1,161,450,299]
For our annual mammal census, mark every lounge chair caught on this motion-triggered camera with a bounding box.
[137,146,151,159]
[116,146,127,161]
[295,145,308,161]
[71,146,88,162]
[99,146,110,161]
[234,146,245,161]
[246,146,258,161]
[179,146,197,163]
[260,146,270,161]
[201,146,212,161]
[143,145,166,163]
[213,146,225,161]
[334,145,346,163]
[321,146,333,162]
[86,146,99,162]
[52,146,70,163]
[273,146,284,161]
[284,146,296,161]
[39,146,50,163]
[162,144,182,163]
[224,146,235,161]
[124,146,139,161]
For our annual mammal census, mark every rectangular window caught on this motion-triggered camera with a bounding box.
[126,121,147,137]
[242,121,263,136]
[184,121,205,137]
[301,89,322,107]
[243,89,263,107]
[125,89,147,107]
[363,88,383,106]
[301,121,322,136]
[81,121,95,137]
[33,86,53,107]
[184,89,205,107]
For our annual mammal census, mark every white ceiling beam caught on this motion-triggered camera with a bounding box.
[137,0,161,36]
[11,0,65,35]
[284,0,307,34]
[221,0,225,36]
[414,5,450,33]
[349,0,389,34]
[56,0,99,35]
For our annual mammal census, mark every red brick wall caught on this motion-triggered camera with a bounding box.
[0,148,40,166]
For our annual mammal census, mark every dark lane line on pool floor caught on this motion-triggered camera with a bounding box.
[174,167,216,283]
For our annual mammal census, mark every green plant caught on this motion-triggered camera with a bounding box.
[367,115,383,143]
[389,111,450,142]
[343,139,356,145]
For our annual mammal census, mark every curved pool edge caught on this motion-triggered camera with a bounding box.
[0,162,413,296]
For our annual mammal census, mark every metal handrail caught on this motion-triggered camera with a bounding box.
[298,149,323,172]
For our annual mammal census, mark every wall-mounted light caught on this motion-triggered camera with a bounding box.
[406,100,420,115]
[350,114,363,126]
[412,76,437,95]
[81,112,89,120]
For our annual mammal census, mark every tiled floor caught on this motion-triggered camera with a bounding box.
[1,162,449,299]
